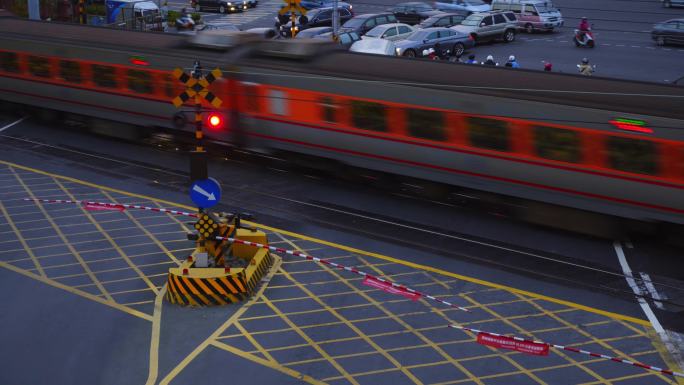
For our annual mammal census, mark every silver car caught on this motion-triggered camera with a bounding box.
[363,23,415,41]
[433,0,490,14]
[394,27,474,57]
[451,10,518,43]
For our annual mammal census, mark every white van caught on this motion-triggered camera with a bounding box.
[491,0,562,32]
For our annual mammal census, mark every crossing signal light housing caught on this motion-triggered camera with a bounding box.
[206,112,223,130]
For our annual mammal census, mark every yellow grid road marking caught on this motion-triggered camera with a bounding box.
[54,180,160,295]
[10,167,114,301]
[0,201,46,276]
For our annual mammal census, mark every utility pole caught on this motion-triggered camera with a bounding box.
[332,0,339,39]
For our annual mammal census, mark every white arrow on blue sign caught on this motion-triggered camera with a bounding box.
[189,177,222,209]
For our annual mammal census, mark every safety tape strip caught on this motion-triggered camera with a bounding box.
[23,198,199,218]
[449,325,684,378]
[214,236,469,313]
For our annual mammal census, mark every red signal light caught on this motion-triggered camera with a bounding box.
[206,113,223,130]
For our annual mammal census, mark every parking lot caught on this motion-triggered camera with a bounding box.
[0,159,680,385]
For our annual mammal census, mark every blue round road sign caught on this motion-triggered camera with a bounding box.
[189,178,222,208]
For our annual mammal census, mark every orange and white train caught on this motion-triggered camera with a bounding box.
[1,17,683,229]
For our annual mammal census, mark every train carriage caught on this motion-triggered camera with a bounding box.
[1,17,683,229]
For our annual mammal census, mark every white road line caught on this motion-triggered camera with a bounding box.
[613,241,665,334]
[639,272,665,310]
[0,117,26,133]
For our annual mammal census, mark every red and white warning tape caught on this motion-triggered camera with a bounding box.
[22,198,199,218]
[449,324,684,378]
[215,235,470,312]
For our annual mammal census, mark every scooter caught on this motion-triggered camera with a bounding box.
[573,29,595,48]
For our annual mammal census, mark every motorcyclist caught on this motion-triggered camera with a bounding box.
[466,54,478,64]
[577,16,590,42]
[482,55,498,66]
[505,55,520,68]
[578,57,594,76]
[422,48,437,60]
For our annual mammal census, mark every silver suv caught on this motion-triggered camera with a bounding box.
[450,10,518,43]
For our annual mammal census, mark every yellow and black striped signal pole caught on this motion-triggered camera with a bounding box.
[171,62,223,188]
[78,0,86,24]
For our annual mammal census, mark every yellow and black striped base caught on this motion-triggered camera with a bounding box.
[166,249,273,306]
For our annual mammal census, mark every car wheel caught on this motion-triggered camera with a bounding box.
[656,36,666,46]
[664,0,671,7]
[452,43,465,57]
[503,29,515,43]
[403,49,416,58]
[219,4,226,13]
[524,23,533,33]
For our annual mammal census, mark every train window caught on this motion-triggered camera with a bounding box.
[28,56,51,78]
[127,70,153,94]
[59,60,82,83]
[467,117,510,151]
[607,136,659,175]
[243,84,260,112]
[91,64,117,88]
[351,100,387,132]
[533,125,581,163]
[269,90,287,116]
[407,109,446,141]
[0,51,20,73]
[320,97,337,123]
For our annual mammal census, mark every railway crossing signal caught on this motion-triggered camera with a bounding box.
[171,66,223,108]
[171,61,224,189]
[279,0,307,37]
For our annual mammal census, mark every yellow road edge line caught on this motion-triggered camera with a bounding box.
[0,260,153,322]
[210,340,328,385]
[157,254,282,385]
[0,159,650,327]
[145,284,166,385]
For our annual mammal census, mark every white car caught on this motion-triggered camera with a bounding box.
[350,38,397,55]
[362,23,414,41]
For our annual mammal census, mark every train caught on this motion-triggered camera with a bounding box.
[1,16,683,235]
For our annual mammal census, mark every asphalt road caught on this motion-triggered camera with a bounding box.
[1,114,683,384]
[167,0,684,82]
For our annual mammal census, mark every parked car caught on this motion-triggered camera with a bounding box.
[295,26,334,38]
[338,13,399,35]
[350,38,397,55]
[314,31,362,47]
[299,0,353,10]
[278,7,353,37]
[663,0,684,7]
[276,2,351,27]
[363,23,414,41]
[434,0,490,14]
[394,27,473,57]
[652,19,684,46]
[417,11,467,28]
[451,10,518,43]
[490,0,562,32]
[391,2,443,25]
[193,0,245,13]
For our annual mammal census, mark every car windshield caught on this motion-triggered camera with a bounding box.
[465,0,485,5]
[460,15,481,26]
[343,18,365,28]
[535,5,557,12]
[405,30,427,41]
[365,27,384,37]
